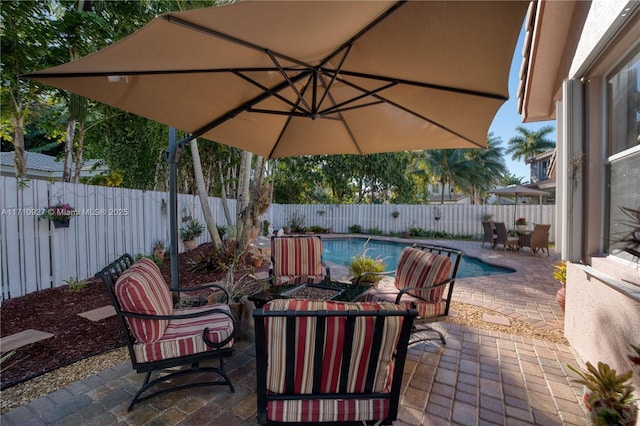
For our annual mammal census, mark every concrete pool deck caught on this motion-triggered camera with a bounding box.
[1,237,588,425]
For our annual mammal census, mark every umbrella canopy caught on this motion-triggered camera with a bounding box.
[23,1,527,287]
[24,1,527,158]
[490,185,550,225]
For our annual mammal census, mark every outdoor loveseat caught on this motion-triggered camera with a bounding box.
[96,254,236,411]
[253,299,417,425]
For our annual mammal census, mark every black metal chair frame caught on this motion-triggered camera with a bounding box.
[269,235,331,285]
[96,254,236,411]
[355,244,463,345]
[253,307,418,425]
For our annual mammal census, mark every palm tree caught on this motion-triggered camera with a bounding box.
[420,149,473,204]
[506,125,556,162]
[460,133,507,204]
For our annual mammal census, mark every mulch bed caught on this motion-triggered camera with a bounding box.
[0,243,267,389]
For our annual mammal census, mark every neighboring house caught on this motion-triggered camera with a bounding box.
[519,0,639,391]
[426,182,470,204]
[0,152,107,181]
[526,149,556,201]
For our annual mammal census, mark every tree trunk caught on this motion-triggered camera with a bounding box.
[63,117,76,182]
[236,151,253,250]
[219,169,233,226]
[10,115,27,178]
[73,120,85,183]
[190,138,223,250]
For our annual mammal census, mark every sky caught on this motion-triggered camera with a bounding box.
[488,24,556,182]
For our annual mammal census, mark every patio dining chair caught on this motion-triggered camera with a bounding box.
[494,222,520,251]
[519,223,551,256]
[482,220,497,248]
[269,235,330,286]
[96,255,236,411]
[355,244,463,345]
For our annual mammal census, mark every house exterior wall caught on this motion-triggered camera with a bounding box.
[558,0,640,393]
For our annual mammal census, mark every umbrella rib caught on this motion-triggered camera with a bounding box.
[315,44,353,114]
[164,14,313,71]
[322,89,363,155]
[266,51,312,113]
[319,0,407,67]
[183,72,310,145]
[231,70,309,115]
[335,70,507,101]
[318,80,396,116]
[336,77,484,148]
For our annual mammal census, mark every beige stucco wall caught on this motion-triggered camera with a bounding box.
[565,260,640,393]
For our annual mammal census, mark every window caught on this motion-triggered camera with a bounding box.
[606,48,640,262]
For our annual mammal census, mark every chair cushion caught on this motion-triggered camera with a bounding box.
[262,299,405,395]
[132,304,234,363]
[262,299,407,422]
[395,247,452,301]
[266,399,390,423]
[115,258,173,343]
[271,237,324,282]
[357,285,447,318]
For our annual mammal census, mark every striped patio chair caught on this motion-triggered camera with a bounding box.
[356,244,463,345]
[253,299,417,425]
[96,255,236,411]
[269,235,330,285]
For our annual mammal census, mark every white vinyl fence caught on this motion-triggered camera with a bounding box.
[269,203,555,238]
[1,176,555,300]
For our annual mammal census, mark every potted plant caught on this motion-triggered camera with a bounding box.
[152,240,166,260]
[40,202,76,228]
[553,261,566,311]
[515,217,528,232]
[180,219,204,250]
[568,361,637,425]
[346,241,387,286]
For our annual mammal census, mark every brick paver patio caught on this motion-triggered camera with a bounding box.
[0,238,588,425]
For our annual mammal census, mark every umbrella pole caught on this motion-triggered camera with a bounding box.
[166,127,180,290]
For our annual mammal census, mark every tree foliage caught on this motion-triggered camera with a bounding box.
[506,125,556,162]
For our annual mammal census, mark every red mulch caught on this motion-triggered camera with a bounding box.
[0,243,267,389]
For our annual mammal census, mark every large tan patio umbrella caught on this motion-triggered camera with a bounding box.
[23,1,528,286]
[490,185,550,226]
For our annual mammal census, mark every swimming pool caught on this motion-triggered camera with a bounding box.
[322,238,514,278]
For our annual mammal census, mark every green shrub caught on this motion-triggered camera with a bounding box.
[348,224,364,234]
[306,225,329,233]
[366,227,383,235]
[64,277,86,292]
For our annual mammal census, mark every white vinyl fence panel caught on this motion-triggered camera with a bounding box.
[1,176,554,301]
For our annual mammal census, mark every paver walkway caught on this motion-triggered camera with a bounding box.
[1,238,588,425]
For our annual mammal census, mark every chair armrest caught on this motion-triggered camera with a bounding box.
[170,283,230,304]
[119,305,232,321]
[354,270,396,285]
[119,307,236,349]
[395,278,453,304]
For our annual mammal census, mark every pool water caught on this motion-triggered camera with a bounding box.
[322,238,513,278]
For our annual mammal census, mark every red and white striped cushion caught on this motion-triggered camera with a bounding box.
[132,304,234,363]
[272,237,324,284]
[263,300,404,394]
[262,299,407,422]
[115,258,173,343]
[357,285,447,318]
[395,247,452,301]
[267,399,390,423]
